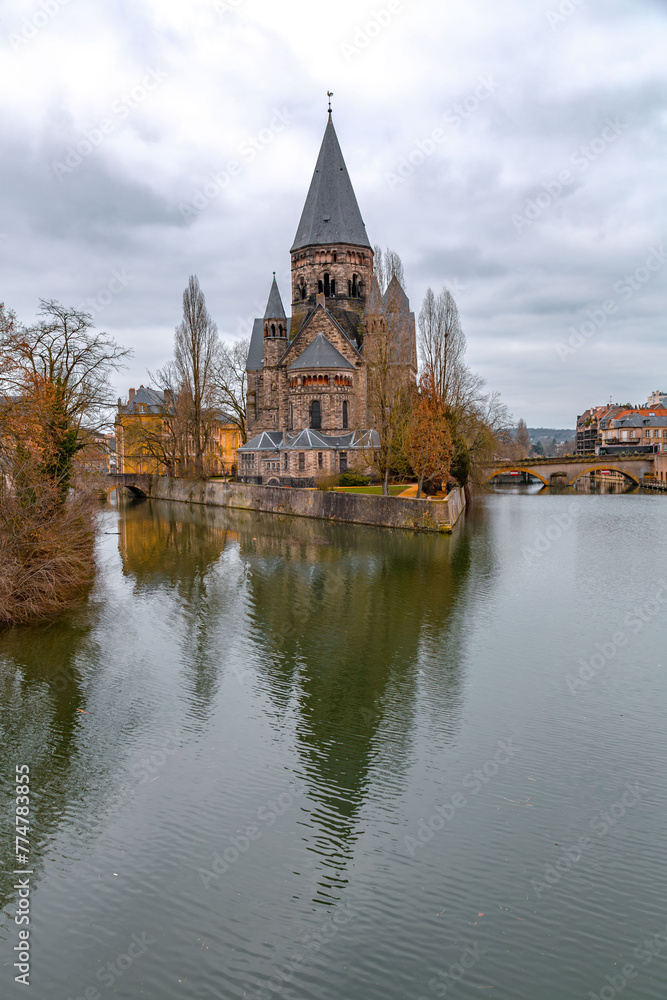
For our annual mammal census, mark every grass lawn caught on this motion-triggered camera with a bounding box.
[332,484,414,496]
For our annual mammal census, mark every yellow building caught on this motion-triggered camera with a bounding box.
[115,386,241,476]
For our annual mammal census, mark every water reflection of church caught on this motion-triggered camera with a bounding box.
[115,501,481,902]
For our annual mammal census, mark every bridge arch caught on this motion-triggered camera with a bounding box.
[104,483,148,502]
[570,465,640,486]
[483,467,549,486]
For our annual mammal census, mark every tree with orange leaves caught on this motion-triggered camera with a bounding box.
[0,300,130,624]
[404,367,453,498]
[1,299,130,499]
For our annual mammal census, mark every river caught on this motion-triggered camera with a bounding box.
[1,489,666,1000]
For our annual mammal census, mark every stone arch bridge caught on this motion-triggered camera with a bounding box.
[99,473,151,499]
[481,455,654,487]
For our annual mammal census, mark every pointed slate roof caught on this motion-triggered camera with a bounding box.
[288,333,355,371]
[291,118,371,252]
[384,275,410,313]
[263,275,286,320]
[246,318,265,371]
[363,276,384,317]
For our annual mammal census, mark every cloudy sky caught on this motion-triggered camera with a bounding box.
[1,0,665,426]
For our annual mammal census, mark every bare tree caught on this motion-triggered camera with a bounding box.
[1,299,130,496]
[373,245,406,293]
[211,338,249,443]
[173,276,219,477]
[365,271,413,495]
[0,299,130,624]
[418,287,486,418]
[417,286,512,491]
[514,418,532,458]
[122,363,185,476]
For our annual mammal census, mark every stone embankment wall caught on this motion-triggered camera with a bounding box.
[140,477,466,533]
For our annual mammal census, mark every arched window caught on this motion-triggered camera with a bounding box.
[279,325,284,337]
[300,283,307,300]
[264,324,269,338]
[310,399,321,429]
[289,403,293,429]
[352,274,358,297]
[348,279,352,297]
[324,273,330,296]
[332,251,337,263]
[342,400,348,429]
[271,324,276,337]
[318,279,323,294]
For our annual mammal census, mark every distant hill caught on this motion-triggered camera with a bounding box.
[527,428,575,441]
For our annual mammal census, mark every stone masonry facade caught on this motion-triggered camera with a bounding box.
[239,112,417,486]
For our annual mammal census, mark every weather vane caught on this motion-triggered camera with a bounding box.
[327,91,334,116]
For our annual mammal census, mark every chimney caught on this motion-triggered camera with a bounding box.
[129,388,136,401]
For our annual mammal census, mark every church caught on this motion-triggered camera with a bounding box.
[238,108,417,487]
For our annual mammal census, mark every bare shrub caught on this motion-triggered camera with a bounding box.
[0,463,96,627]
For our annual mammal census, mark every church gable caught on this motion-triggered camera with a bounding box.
[281,305,362,373]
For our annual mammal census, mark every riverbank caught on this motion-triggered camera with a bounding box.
[128,476,466,533]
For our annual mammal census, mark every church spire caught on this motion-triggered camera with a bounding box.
[263,273,286,320]
[290,117,371,252]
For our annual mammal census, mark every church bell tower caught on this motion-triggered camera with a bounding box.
[289,107,374,343]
